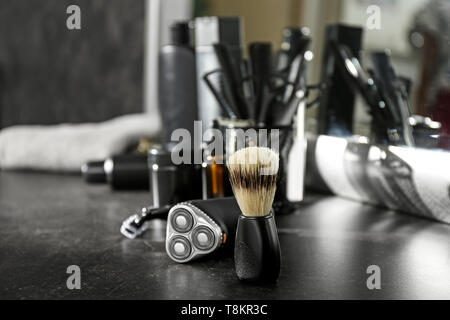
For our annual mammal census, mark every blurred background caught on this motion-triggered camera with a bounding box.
[0,0,448,134]
[0,0,146,128]
[2,1,450,300]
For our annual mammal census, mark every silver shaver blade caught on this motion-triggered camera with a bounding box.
[166,202,223,263]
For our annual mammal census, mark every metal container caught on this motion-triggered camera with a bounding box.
[148,147,202,207]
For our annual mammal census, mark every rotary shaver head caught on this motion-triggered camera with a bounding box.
[166,202,225,263]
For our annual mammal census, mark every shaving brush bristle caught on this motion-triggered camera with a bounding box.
[227,147,279,217]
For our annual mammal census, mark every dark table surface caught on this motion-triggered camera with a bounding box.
[0,171,449,300]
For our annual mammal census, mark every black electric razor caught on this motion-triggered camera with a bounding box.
[121,197,241,263]
[166,197,241,263]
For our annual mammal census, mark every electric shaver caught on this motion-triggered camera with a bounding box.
[166,197,240,263]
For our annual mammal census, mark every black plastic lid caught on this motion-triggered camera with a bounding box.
[170,22,190,45]
[195,17,242,47]
[81,161,106,183]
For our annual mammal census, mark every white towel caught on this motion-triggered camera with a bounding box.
[0,113,160,172]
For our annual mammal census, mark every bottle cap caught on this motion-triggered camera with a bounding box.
[170,22,190,45]
[81,161,106,183]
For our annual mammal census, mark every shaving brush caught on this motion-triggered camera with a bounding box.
[227,147,281,283]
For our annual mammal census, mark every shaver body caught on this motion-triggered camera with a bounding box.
[166,197,240,263]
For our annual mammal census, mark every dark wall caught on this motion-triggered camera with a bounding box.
[0,0,145,129]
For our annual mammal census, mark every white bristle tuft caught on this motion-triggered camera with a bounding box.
[227,147,279,217]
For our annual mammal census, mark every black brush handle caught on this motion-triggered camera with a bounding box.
[234,213,281,283]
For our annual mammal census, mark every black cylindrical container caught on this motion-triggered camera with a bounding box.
[234,212,281,283]
[148,147,203,207]
[82,155,149,190]
[105,154,149,190]
[212,118,297,214]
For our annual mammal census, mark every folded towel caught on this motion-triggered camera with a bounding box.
[0,113,160,172]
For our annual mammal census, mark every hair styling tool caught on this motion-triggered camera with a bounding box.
[280,36,311,104]
[317,24,363,136]
[275,27,311,74]
[213,44,248,119]
[203,70,239,119]
[262,28,311,127]
[370,52,415,147]
[330,42,416,147]
[330,42,398,144]
[270,53,309,126]
[270,51,312,126]
[195,17,243,131]
[240,59,256,120]
[249,42,273,124]
[281,53,303,105]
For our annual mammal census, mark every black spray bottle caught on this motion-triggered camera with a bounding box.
[158,22,198,149]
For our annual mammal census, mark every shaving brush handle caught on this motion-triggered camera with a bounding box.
[234,213,281,283]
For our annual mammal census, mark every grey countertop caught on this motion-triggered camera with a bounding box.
[0,171,449,299]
